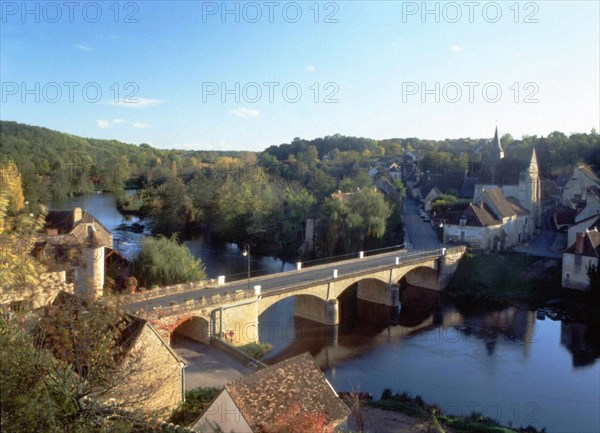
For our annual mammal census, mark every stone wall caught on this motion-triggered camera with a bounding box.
[112,325,183,416]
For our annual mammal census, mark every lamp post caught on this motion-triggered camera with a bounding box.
[242,243,250,291]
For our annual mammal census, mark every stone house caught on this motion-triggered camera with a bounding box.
[35,208,113,299]
[562,229,600,290]
[48,292,185,415]
[444,188,532,250]
[192,352,350,433]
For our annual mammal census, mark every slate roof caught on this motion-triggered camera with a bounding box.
[555,206,577,226]
[223,352,350,431]
[478,157,524,186]
[577,164,600,184]
[565,230,600,258]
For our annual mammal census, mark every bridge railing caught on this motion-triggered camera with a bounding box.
[125,245,456,305]
[132,289,255,318]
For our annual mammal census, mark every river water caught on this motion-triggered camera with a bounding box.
[49,193,600,433]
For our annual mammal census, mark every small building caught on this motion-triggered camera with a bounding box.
[192,352,350,433]
[35,208,113,299]
[423,187,442,212]
[562,229,600,290]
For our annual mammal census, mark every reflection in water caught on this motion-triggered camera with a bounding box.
[50,194,599,432]
[259,286,600,432]
[560,321,600,367]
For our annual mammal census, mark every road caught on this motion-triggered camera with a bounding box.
[513,210,563,258]
[171,336,252,389]
[402,199,444,250]
[126,246,444,312]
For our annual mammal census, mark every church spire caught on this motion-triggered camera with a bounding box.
[492,126,504,160]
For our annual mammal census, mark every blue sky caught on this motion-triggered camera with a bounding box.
[1,1,598,151]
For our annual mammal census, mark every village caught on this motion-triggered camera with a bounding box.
[1,127,599,433]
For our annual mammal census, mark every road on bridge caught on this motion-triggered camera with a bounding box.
[126,247,444,312]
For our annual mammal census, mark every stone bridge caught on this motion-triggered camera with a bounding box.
[128,246,467,346]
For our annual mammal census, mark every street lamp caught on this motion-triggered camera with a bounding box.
[242,243,250,291]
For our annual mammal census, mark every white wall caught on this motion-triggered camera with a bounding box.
[193,390,252,433]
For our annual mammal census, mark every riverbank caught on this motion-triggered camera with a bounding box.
[359,390,545,433]
[444,252,562,306]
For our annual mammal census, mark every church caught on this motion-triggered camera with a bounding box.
[443,127,541,250]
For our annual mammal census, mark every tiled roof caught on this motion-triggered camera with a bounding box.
[484,188,526,218]
[45,209,111,246]
[451,203,502,227]
[224,352,350,431]
[565,230,600,258]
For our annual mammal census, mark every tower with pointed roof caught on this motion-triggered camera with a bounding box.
[76,224,106,300]
[518,148,541,228]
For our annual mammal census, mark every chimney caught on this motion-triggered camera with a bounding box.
[575,232,584,254]
[73,207,83,225]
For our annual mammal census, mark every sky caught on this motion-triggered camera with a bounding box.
[1,1,599,151]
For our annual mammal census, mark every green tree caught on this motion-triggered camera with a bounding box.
[131,235,206,288]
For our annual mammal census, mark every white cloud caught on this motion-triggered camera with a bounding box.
[451,45,463,52]
[74,44,93,52]
[112,118,126,124]
[96,119,110,129]
[133,122,150,129]
[107,98,166,109]
[306,65,316,72]
[230,107,261,118]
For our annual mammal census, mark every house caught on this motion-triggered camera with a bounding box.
[35,208,113,299]
[562,164,600,208]
[192,352,350,433]
[444,187,532,250]
[47,292,185,415]
[562,229,600,290]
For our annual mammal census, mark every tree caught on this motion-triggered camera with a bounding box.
[587,263,600,293]
[1,297,168,433]
[0,164,46,297]
[131,235,206,288]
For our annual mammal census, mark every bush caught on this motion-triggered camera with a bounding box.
[168,387,221,426]
[237,342,272,359]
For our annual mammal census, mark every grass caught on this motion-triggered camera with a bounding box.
[368,389,546,433]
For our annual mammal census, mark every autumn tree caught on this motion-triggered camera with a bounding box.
[0,163,46,297]
[261,402,335,433]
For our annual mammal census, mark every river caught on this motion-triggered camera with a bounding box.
[49,193,600,433]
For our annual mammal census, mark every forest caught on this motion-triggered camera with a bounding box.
[1,120,598,259]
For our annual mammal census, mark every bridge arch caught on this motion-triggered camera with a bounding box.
[170,316,210,345]
[398,265,439,290]
[259,293,331,326]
